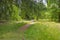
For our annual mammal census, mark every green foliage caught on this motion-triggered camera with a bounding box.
[47,0,60,22]
[10,5,21,20]
[0,0,21,21]
[0,0,60,22]
[21,0,46,20]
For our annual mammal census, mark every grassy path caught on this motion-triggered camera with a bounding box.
[19,21,35,31]
[19,24,31,40]
[20,24,31,31]
[19,21,35,40]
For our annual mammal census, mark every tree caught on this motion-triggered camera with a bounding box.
[47,0,59,22]
[21,0,46,20]
[0,0,21,21]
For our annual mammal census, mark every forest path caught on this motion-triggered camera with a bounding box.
[19,21,36,31]
[18,21,35,40]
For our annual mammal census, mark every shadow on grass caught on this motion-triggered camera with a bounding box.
[0,22,26,39]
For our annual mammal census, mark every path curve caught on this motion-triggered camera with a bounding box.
[18,21,35,40]
[19,20,36,31]
[20,24,31,31]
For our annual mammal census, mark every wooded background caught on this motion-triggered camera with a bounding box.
[0,0,60,22]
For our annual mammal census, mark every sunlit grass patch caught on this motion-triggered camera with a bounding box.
[24,22,60,40]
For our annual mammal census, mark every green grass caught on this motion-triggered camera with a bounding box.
[24,22,60,40]
[0,22,60,40]
[0,22,26,40]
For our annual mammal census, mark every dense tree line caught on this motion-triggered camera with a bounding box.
[21,0,47,20]
[0,0,21,20]
[0,0,60,22]
[47,0,60,22]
